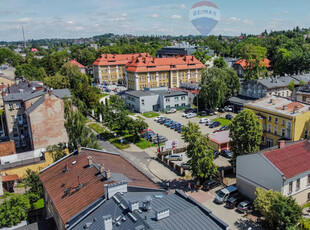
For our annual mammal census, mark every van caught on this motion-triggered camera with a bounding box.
[165,154,183,161]
[214,185,238,204]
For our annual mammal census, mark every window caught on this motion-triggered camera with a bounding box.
[11,115,16,123]
[181,96,185,101]
[15,140,20,148]
[274,117,278,124]
[16,103,21,109]
[165,98,170,102]
[141,99,144,105]
[13,128,18,137]
[181,103,185,106]
[289,182,293,194]
[281,128,285,137]
[9,103,13,110]
[174,97,179,101]
[175,104,179,107]
[267,124,271,133]
[282,119,285,126]
[268,116,272,122]
[296,179,300,191]
[274,126,278,135]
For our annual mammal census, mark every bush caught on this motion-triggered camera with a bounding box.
[109,138,130,149]
[142,112,159,118]
[135,138,155,149]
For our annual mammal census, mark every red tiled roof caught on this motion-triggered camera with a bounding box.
[126,55,205,73]
[68,60,85,68]
[235,58,271,69]
[2,174,19,182]
[263,141,310,179]
[93,53,147,66]
[209,130,231,145]
[39,149,158,225]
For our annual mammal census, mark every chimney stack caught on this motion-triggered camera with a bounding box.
[278,140,285,149]
[87,156,93,167]
[77,144,82,154]
[99,164,105,173]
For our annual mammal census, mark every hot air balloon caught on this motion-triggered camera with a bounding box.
[189,1,221,36]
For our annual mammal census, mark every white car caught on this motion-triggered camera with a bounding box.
[224,106,233,112]
[165,154,183,161]
[166,108,177,114]
[154,116,163,121]
[186,113,197,119]
[205,120,213,126]
[200,118,210,123]
[182,113,188,117]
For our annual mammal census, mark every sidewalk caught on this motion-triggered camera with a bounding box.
[148,159,179,181]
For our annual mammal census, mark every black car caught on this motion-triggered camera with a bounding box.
[225,114,233,120]
[225,194,243,209]
[209,121,221,128]
[213,151,220,159]
[202,179,221,191]
[218,108,225,113]
[219,125,229,131]
[221,149,232,158]
[200,111,207,116]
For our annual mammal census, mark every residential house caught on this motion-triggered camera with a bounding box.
[233,58,271,77]
[236,140,310,205]
[93,53,142,85]
[3,81,70,152]
[295,84,310,104]
[68,60,86,74]
[126,54,205,90]
[0,174,19,195]
[244,96,310,147]
[209,131,231,152]
[124,87,189,113]
[39,147,229,230]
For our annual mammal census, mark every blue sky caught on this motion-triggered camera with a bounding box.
[0,0,309,41]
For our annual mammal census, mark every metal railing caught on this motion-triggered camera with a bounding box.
[0,156,45,171]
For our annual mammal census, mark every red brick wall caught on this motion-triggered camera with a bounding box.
[0,140,16,157]
[29,94,68,149]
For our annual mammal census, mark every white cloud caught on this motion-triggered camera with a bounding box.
[243,19,254,25]
[108,13,128,22]
[178,4,186,9]
[230,17,241,22]
[149,13,160,18]
[170,14,181,20]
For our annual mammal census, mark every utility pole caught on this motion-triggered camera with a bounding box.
[157,133,160,153]
[22,26,26,51]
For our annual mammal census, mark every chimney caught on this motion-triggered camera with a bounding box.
[129,201,139,212]
[278,140,285,149]
[99,164,105,173]
[87,156,93,167]
[103,215,112,230]
[77,144,82,154]
[104,181,127,199]
[48,89,52,96]
[104,169,111,179]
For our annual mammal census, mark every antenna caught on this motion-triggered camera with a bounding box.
[22,26,26,51]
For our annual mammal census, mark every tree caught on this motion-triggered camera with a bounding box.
[127,118,148,142]
[44,73,70,89]
[46,143,68,162]
[15,64,47,81]
[0,48,22,66]
[23,169,43,198]
[213,57,227,69]
[64,100,101,151]
[240,44,268,80]
[0,194,31,227]
[182,122,217,181]
[229,109,262,167]
[288,80,295,92]
[254,188,302,230]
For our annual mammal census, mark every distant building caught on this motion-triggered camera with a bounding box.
[233,59,271,77]
[124,87,189,113]
[237,140,310,205]
[157,43,214,58]
[3,81,70,152]
[244,96,310,147]
[93,53,142,85]
[126,54,205,90]
[40,147,229,230]
[31,48,38,53]
[68,60,86,74]
[296,84,310,103]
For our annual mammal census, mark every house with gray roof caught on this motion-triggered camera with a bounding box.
[124,87,189,113]
[3,84,71,152]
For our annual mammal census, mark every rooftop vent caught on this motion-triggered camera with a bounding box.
[102,215,112,230]
[143,196,152,212]
[63,162,70,172]
[129,201,139,212]
[155,209,170,221]
[104,181,127,199]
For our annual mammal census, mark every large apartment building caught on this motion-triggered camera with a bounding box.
[93,53,142,85]
[125,54,205,90]
[244,96,310,147]
[3,81,70,152]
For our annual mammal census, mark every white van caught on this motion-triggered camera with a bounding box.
[165,154,183,161]
[214,186,238,204]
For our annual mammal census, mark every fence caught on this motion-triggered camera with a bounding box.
[0,156,45,171]
[157,153,185,176]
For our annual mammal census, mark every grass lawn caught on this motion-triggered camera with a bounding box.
[33,198,44,210]
[142,111,160,118]
[89,123,105,134]
[212,118,232,126]
[109,138,130,149]
[135,138,156,149]
[197,115,211,118]
[16,183,25,188]
[126,110,135,115]
[136,116,145,120]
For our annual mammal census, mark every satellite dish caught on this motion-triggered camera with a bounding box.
[189,1,221,36]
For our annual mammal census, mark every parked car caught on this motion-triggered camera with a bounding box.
[200,111,207,116]
[165,154,183,161]
[237,200,253,213]
[174,124,182,130]
[164,120,174,126]
[177,128,183,133]
[149,134,159,142]
[181,162,190,170]
[213,151,220,159]
[166,121,176,127]
[184,108,192,113]
[218,108,225,113]
[200,118,210,124]
[186,113,197,119]
[154,116,163,121]
[166,108,177,114]
[153,136,168,144]
[225,194,244,209]
[209,121,221,128]
[202,179,221,191]
[214,186,238,204]
[205,120,213,126]
[213,125,229,133]
[158,118,168,124]
[226,114,233,120]
[141,129,152,136]
[224,106,233,112]
[145,132,156,141]
[221,149,232,158]
[171,123,181,129]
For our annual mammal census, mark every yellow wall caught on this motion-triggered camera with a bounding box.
[0,152,54,178]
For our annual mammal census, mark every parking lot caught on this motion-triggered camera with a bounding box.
[143,110,235,167]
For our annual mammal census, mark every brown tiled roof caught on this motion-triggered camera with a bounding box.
[1,174,19,182]
[39,149,158,225]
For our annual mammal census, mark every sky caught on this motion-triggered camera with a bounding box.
[0,0,310,41]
